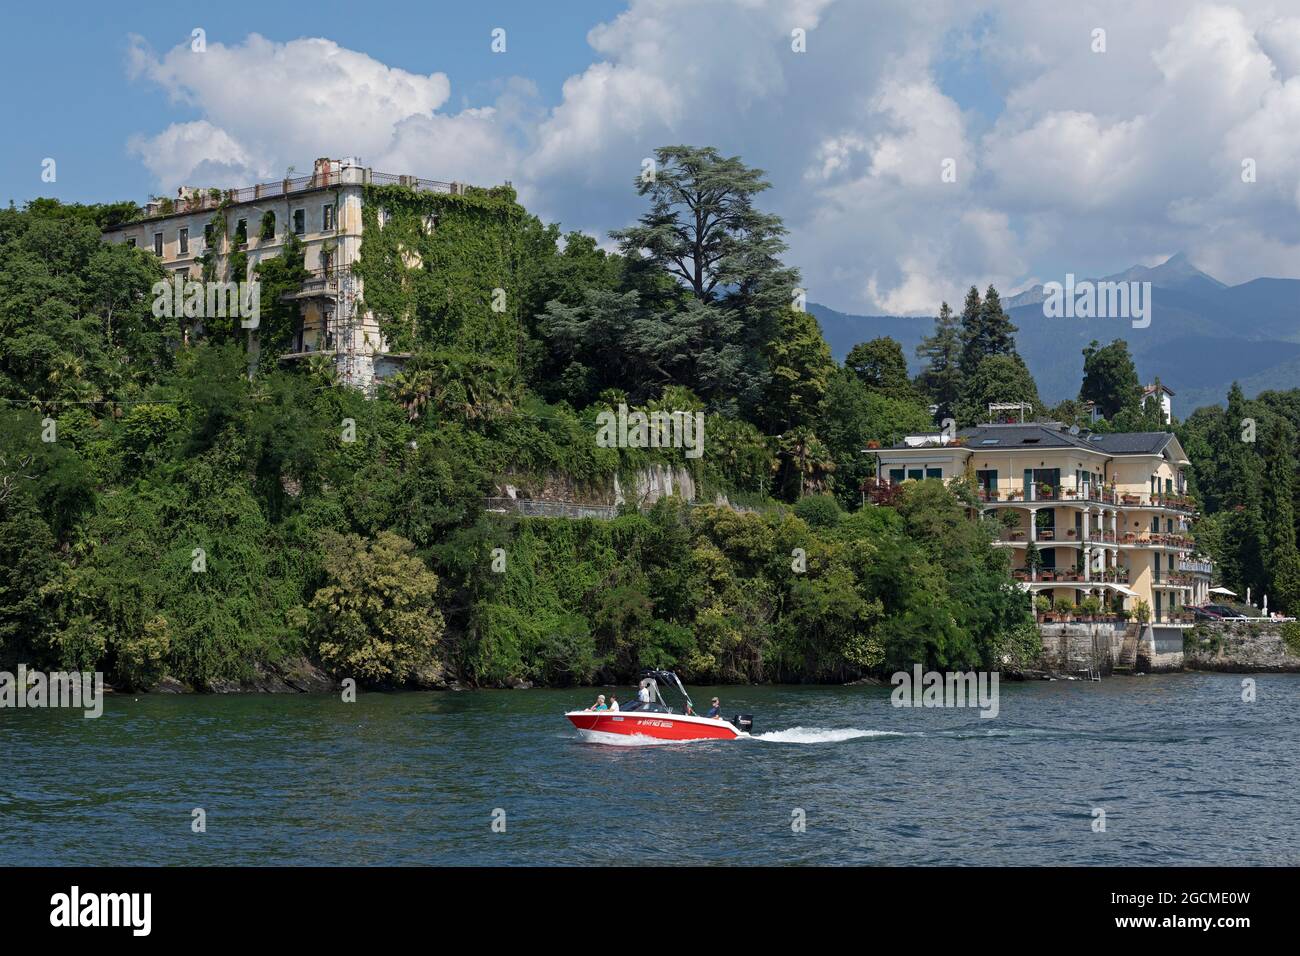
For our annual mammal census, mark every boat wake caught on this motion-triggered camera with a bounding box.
[750,726,909,744]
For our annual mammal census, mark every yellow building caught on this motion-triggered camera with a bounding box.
[873,421,1213,623]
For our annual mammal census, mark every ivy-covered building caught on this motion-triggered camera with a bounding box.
[102,157,522,389]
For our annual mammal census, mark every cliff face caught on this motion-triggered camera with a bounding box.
[1185,622,1300,672]
[496,465,700,509]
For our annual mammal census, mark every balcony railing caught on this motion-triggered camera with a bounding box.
[978,484,1196,512]
[134,169,461,222]
[1012,568,1126,584]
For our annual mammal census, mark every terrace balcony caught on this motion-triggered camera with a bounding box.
[978,483,1196,513]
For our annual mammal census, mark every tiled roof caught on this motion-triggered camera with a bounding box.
[955,423,1094,450]
[1085,432,1173,455]
[882,422,1174,455]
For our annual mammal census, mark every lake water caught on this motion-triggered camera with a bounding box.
[3,672,1297,866]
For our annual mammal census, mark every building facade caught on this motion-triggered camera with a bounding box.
[102,157,475,390]
[873,422,1214,623]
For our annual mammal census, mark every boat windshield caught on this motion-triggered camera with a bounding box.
[618,700,672,714]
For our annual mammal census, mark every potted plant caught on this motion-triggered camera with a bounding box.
[1034,595,1052,621]
[1134,599,1152,624]
[1054,596,1076,621]
[1023,540,1044,576]
[1081,595,1102,620]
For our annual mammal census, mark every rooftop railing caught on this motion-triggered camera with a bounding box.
[132,168,461,223]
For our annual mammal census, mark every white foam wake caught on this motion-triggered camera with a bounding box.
[751,726,906,744]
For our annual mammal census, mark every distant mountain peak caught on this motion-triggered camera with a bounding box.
[1004,253,1225,309]
[1104,252,1225,291]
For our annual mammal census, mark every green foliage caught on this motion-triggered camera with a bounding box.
[1281,621,1300,655]
[0,166,1038,690]
[356,183,539,363]
[956,353,1043,426]
[794,493,842,529]
[915,301,962,417]
[958,285,1019,378]
[305,531,445,684]
[1080,339,1141,419]
[845,337,917,402]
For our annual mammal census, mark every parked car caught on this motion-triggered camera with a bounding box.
[1190,606,1224,621]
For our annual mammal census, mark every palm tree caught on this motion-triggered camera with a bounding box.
[778,427,835,497]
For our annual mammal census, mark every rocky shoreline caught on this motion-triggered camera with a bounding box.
[90,621,1294,694]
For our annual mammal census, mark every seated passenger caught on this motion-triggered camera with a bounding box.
[608,695,620,711]
[706,697,721,719]
[586,694,608,711]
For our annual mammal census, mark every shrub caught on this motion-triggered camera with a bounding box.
[1281,621,1300,656]
[304,531,444,684]
[794,493,842,529]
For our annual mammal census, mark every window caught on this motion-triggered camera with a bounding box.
[321,251,333,275]
[976,469,998,494]
[293,209,305,235]
[907,468,924,481]
[234,219,248,245]
[888,468,905,485]
[178,227,189,255]
[322,203,336,231]
[259,211,276,240]
[126,237,136,249]
[204,222,214,246]
[153,233,163,256]
[925,467,943,480]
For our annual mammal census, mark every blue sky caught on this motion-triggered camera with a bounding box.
[3,0,1298,315]
[0,0,625,205]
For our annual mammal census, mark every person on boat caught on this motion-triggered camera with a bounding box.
[586,694,608,711]
[683,702,695,716]
[637,681,652,705]
[706,697,722,719]
[608,695,619,711]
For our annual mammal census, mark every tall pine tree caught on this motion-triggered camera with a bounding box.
[1261,417,1300,612]
[959,285,1019,377]
[915,301,961,418]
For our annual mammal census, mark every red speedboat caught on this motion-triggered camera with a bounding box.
[565,670,753,745]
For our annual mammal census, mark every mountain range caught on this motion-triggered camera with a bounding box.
[811,253,1300,415]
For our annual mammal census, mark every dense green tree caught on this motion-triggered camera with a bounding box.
[1080,339,1141,419]
[959,285,1018,378]
[915,301,961,417]
[304,531,445,684]
[846,337,916,402]
[1260,417,1300,613]
[955,353,1043,425]
[761,305,835,431]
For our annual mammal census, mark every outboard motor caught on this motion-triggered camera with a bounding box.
[732,714,755,734]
